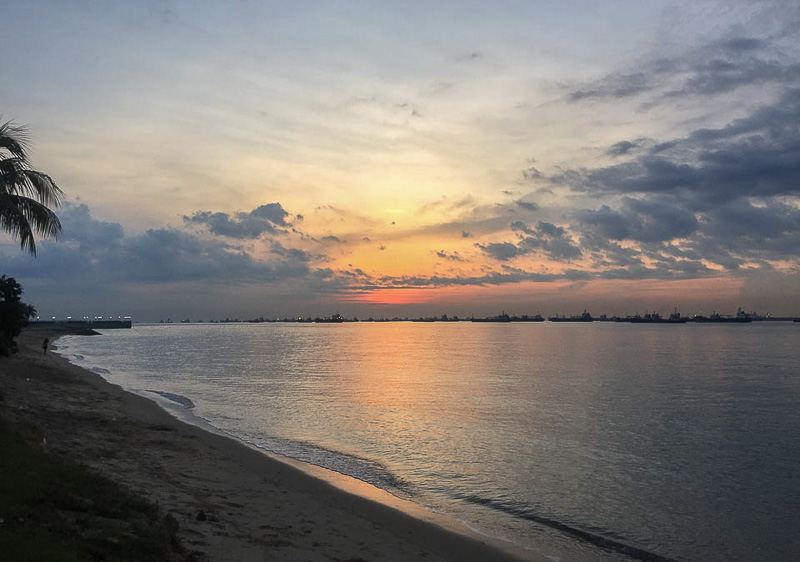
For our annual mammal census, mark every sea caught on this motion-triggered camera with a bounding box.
[55,321,800,562]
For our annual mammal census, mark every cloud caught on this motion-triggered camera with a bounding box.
[700,199,800,262]
[557,87,800,268]
[109,229,307,283]
[478,220,582,262]
[476,241,523,261]
[606,140,638,157]
[575,197,698,243]
[515,200,539,211]
[435,250,464,262]
[4,202,312,287]
[519,80,800,273]
[569,71,651,102]
[579,233,644,268]
[270,241,314,263]
[184,203,292,238]
[353,260,721,290]
[566,32,800,103]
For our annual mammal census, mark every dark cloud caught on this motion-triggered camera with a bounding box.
[516,221,582,261]
[476,241,522,261]
[56,202,125,246]
[435,250,465,262]
[567,32,800,103]
[569,71,651,102]
[4,202,312,288]
[606,140,638,157]
[573,194,800,274]
[699,199,800,262]
[575,197,698,243]
[379,270,558,287]
[719,37,766,53]
[479,221,582,262]
[563,88,800,209]
[356,260,719,290]
[184,203,291,239]
[579,233,644,268]
[674,59,800,98]
[515,200,539,211]
[522,167,545,181]
[270,241,314,263]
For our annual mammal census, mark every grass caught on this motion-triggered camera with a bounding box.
[0,419,183,561]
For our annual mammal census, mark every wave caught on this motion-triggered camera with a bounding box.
[455,493,679,562]
[144,390,196,409]
[240,433,410,497]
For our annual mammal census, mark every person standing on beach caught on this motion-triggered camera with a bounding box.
[42,337,49,355]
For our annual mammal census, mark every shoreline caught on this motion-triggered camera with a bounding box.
[1,327,538,562]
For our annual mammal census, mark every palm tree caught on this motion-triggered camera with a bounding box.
[1,120,64,255]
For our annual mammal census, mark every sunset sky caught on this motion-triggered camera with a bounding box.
[3,0,800,320]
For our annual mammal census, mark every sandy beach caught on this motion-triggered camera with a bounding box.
[0,328,537,562]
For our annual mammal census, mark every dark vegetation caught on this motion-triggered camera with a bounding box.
[0,275,36,356]
[0,418,184,561]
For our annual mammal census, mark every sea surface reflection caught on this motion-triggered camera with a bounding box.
[57,322,800,562]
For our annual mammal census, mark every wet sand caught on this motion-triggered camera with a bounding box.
[0,329,539,562]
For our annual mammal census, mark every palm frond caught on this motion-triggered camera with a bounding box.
[0,120,30,160]
[1,157,27,192]
[0,195,36,255]
[0,158,63,205]
[0,120,62,255]
[23,170,64,207]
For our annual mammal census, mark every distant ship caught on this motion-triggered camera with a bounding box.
[628,311,687,324]
[412,314,461,322]
[548,311,593,322]
[471,312,512,323]
[693,308,752,323]
[315,312,345,323]
[515,314,545,322]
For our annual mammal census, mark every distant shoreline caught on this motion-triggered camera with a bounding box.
[69,316,800,325]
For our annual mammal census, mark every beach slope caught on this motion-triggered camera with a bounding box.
[0,329,536,562]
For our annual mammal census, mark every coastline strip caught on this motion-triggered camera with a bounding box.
[1,328,537,562]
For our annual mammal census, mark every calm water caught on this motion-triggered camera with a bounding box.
[56,322,800,562]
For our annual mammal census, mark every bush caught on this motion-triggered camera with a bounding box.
[0,275,36,356]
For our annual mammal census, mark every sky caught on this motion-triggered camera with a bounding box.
[2,0,800,321]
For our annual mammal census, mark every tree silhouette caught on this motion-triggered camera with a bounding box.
[0,275,36,356]
[1,120,64,255]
